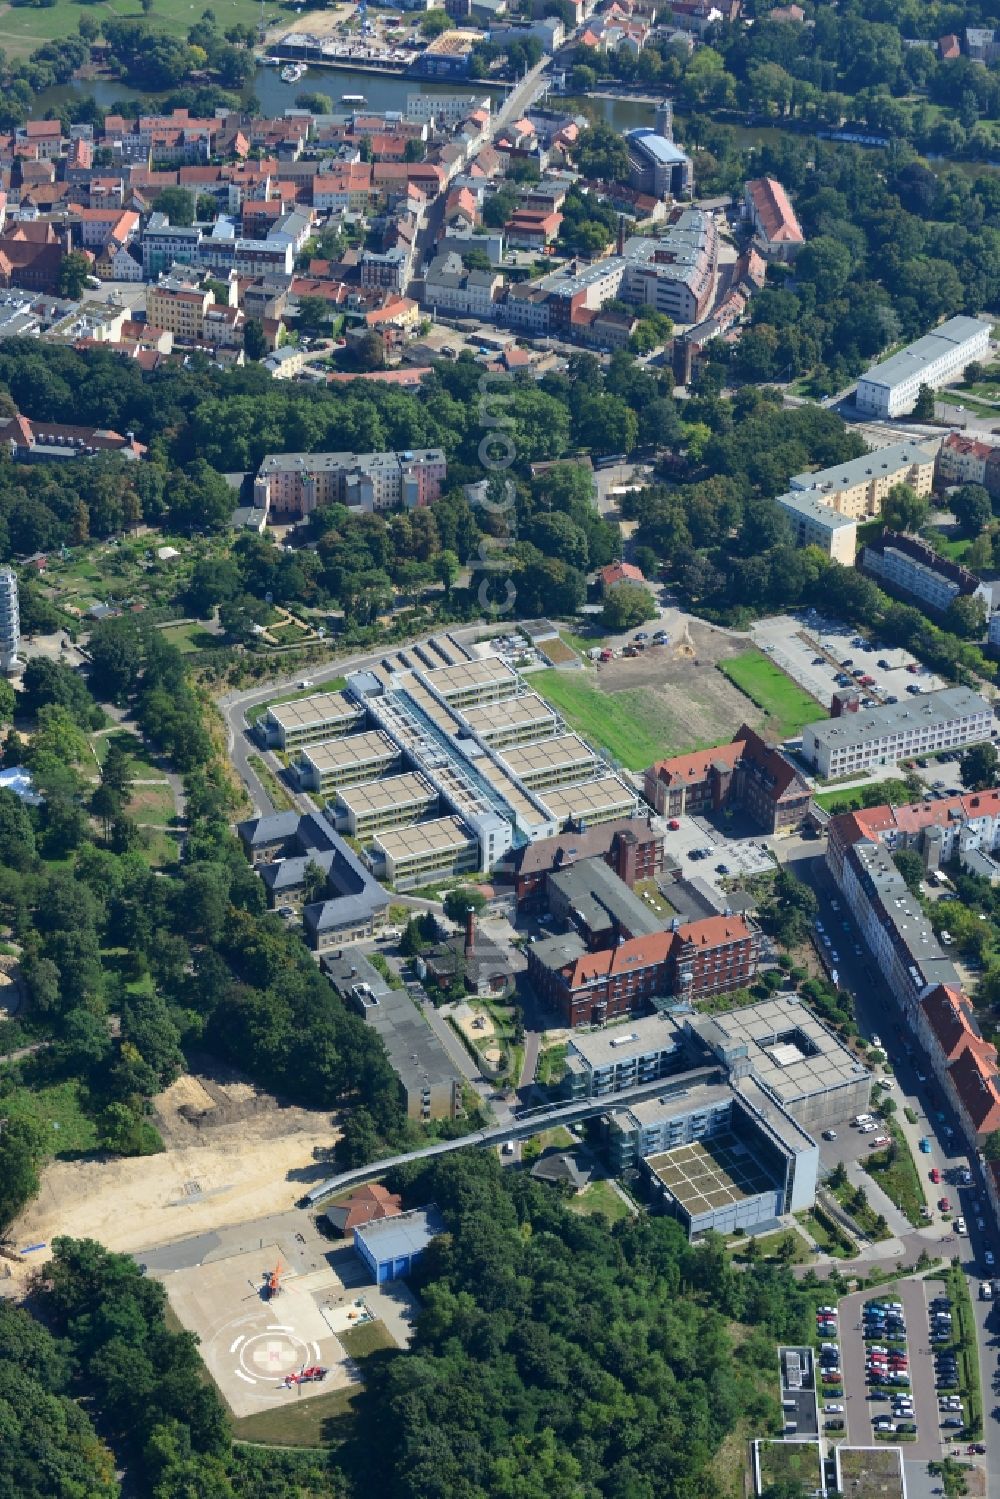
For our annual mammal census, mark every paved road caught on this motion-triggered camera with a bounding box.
[781,840,999,1484]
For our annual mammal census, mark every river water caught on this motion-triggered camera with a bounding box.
[34,64,500,118]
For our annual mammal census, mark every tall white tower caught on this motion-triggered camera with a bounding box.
[0,569,20,674]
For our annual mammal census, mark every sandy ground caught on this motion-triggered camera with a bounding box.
[595,616,765,750]
[9,1112,340,1286]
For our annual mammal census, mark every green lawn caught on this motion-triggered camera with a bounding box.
[91,728,162,778]
[757,1441,823,1492]
[0,0,271,58]
[568,1178,634,1223]
[530,669,691,769]
[231,1385,360,1448]
[247,753,296,813]
[863,1118,926,1228]
[160,623,221,655]
[922,528,972,563]
[339,1320,397,1359]
[718,651,822,739]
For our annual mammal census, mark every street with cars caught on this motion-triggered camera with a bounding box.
[782,839,1000,1485]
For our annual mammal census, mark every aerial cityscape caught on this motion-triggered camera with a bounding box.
[5,1,1000,1496]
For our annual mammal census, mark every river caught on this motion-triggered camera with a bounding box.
[34,63,500,118]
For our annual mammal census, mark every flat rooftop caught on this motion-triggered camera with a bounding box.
[372,815,476,861]
[860,314,989,392]
[569,1013,684,1070]
[625,1077,732,1129]
[460,693,556,737]
[334,771,437,814]
[355,1205,445,1259]
[266,690,362,732]
[421,656,517,697]
[776,488,858,528]
[300,730,399,773]
[540,774,638,822]
[705,997,868,1105]
[804,686,991,749]
[646,1130,778,1216]
[500,732,597,780]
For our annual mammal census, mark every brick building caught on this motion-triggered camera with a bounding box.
[527,913,759,1026]
[643,723,811,835]
[505,814,664,909]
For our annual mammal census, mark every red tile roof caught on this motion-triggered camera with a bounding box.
[600,561,645,586]
[747,176,804,245]
[921,984,996,1065]
[949,1046,1000,1136]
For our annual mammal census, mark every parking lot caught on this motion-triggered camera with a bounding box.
[750,613,946,727]
[837,1279,948,1459]
[662,811,776,900]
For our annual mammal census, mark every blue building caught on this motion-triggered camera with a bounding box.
[354,1206,444,1284]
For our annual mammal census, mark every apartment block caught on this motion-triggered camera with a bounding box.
[775,488,858,562]
[784,440,936,523]
[936,430,994,487]
[801,687,993,778]
[856,315,991,418]
[861,529,993,615]
[254,448,447,518]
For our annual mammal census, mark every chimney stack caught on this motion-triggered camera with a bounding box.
[465,905,476,955]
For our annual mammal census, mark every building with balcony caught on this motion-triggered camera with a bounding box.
[860,529,993,615]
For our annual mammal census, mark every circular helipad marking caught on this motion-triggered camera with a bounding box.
[238,1329,309,1382]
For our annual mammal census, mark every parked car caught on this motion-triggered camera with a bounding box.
[822,1129,838,1140]
[919,1137,931,1153]
[930,1167,941,1183]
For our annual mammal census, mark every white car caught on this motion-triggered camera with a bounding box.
[955,1217,967,1235]
[871,1034,881,1048]
[826,1403,844,1413]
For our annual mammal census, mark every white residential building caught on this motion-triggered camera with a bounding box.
[0,568,18,673]
[801,687,993,779]
[775,489,857,562]
[856,316,991,418]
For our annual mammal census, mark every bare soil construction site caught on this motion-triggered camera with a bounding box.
[10,1067,340,1279]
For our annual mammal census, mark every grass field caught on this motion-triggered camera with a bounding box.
[757,1440,823,1492]
[231,1384,360,1448]
[0,0,272,57]
[719,651,822,738]
[923,527,972,564]
[4,1079,99,1156]
[160,622,221,655]
[339,1320,397,1359]
[568,1178,634,1223]
[863,1118,926,1228]
[531,669,709,769]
